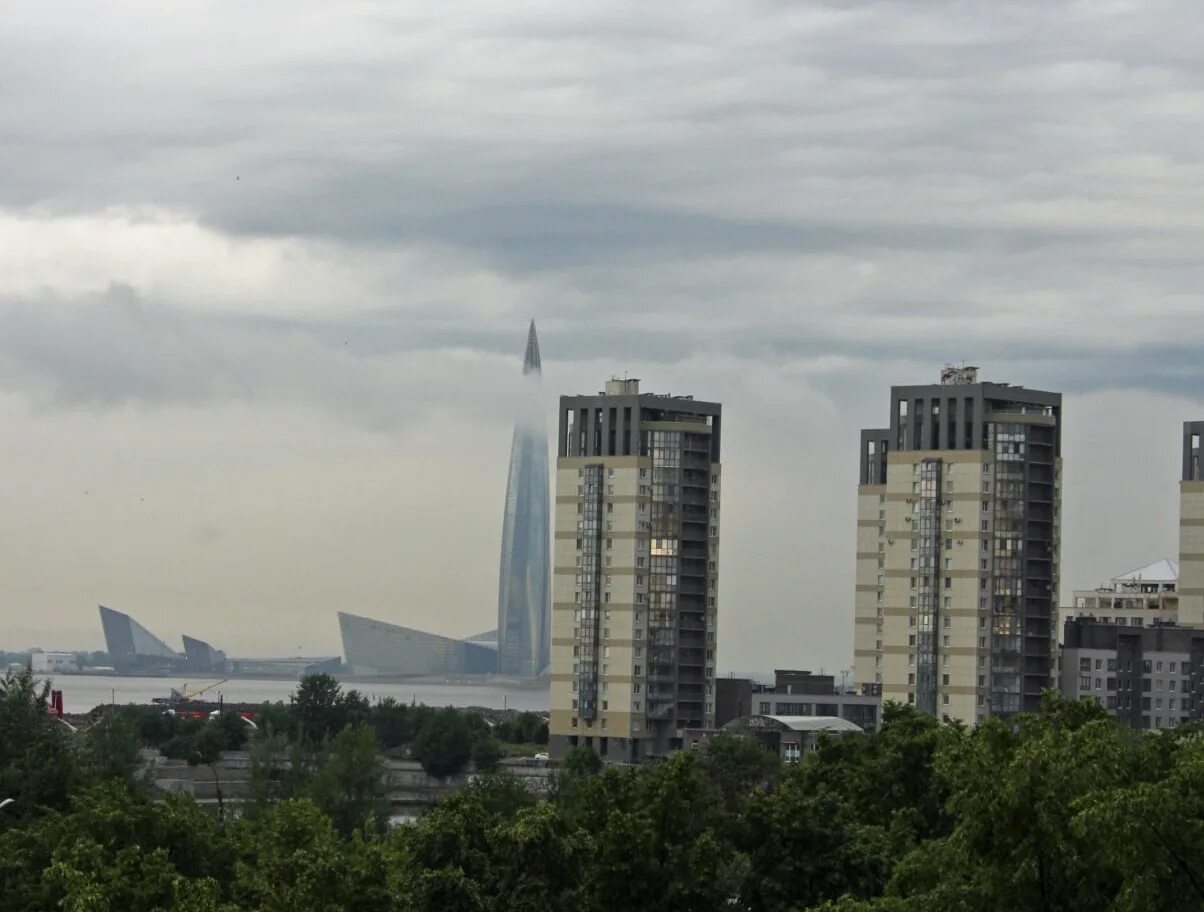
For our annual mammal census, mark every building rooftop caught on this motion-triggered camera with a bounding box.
[1114,559,1179,585]
[723,714,864,734]
[768,715,865,733]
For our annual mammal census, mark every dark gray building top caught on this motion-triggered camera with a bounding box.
[558,379,722,462]
[858,368,1062,484]
[1182,421,1204,482]
[1063,616,1204,653]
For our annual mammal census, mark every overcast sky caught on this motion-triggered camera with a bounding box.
[3,1,1203,673]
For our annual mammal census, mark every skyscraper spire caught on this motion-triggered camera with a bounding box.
[523,319,542,375]
[497,321,551,677]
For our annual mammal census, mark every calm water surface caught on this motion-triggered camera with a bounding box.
[46,673,548,715]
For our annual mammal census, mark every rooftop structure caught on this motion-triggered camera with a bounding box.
[687,714,864,762]
[1063,559,1179,635]
[716,669,881,733]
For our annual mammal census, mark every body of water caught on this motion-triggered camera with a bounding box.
[45,674,549,715]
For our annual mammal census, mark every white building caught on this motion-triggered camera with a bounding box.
[1062,559,1179,637]
[31,651,77,673]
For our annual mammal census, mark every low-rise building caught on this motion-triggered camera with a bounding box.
[687,714,864,762]
[1060,617,1204,730]
[716,669,881,733]
[31,651,77,674]
[1062,559,1179,635]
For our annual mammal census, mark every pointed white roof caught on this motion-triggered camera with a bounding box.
[1114,559,1179,584]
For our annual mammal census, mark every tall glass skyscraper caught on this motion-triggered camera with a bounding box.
[496,321,551,677]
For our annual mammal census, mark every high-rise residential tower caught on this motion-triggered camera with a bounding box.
[495,321,551,677]
[854,367,1062,724]
[1178,422,1204,626]
[549,379,722,761]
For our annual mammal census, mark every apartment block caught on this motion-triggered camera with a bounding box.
[854,366,1062,724]
[1061,617,1204,730]
[1179,423,1204,626]
[549,378,721,761]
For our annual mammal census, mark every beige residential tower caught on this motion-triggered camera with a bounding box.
[549,379,721,761]
[1179,422,1204,627]
[854,367,1062,725]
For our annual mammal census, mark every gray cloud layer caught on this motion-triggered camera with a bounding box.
[2,1,1203,669]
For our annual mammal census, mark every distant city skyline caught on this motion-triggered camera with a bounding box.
[3,3,1204,674]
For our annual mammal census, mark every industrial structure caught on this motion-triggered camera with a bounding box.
[549,377,722,761]
[98,605,338,679]
[337,611,497,677]
[182,635,229,674]
[99,605,184,674]
[854,366,1062,725]
[496,320,551,677]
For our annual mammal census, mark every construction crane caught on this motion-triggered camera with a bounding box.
[156,679,228,705]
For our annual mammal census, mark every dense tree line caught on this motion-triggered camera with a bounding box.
[116,673,547,781]
[3,667,1203,911]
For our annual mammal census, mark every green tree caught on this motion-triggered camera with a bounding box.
[0,667,84,818]
[489,803,591,911]
[232,800,377,912]
[254,701,296,741]
[305,725,391,838]
[471,735,504,772]
[412,710,473,779]
[292,673,345,745]
[371,697,412,749]
[122,705,177,747]
[795,702,953,849]
[1075,732,1204,910]
[881,699,1146,911]
[494,712,549,747]
[189,723,229,824]
[696,733,781,811]
[211,712,250,751]
[740,766,894,912]
[578,752,747,911]
[460,773,537,819]
[561,745,603,776]
[80,710,147,789]
[0,783,235,912]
